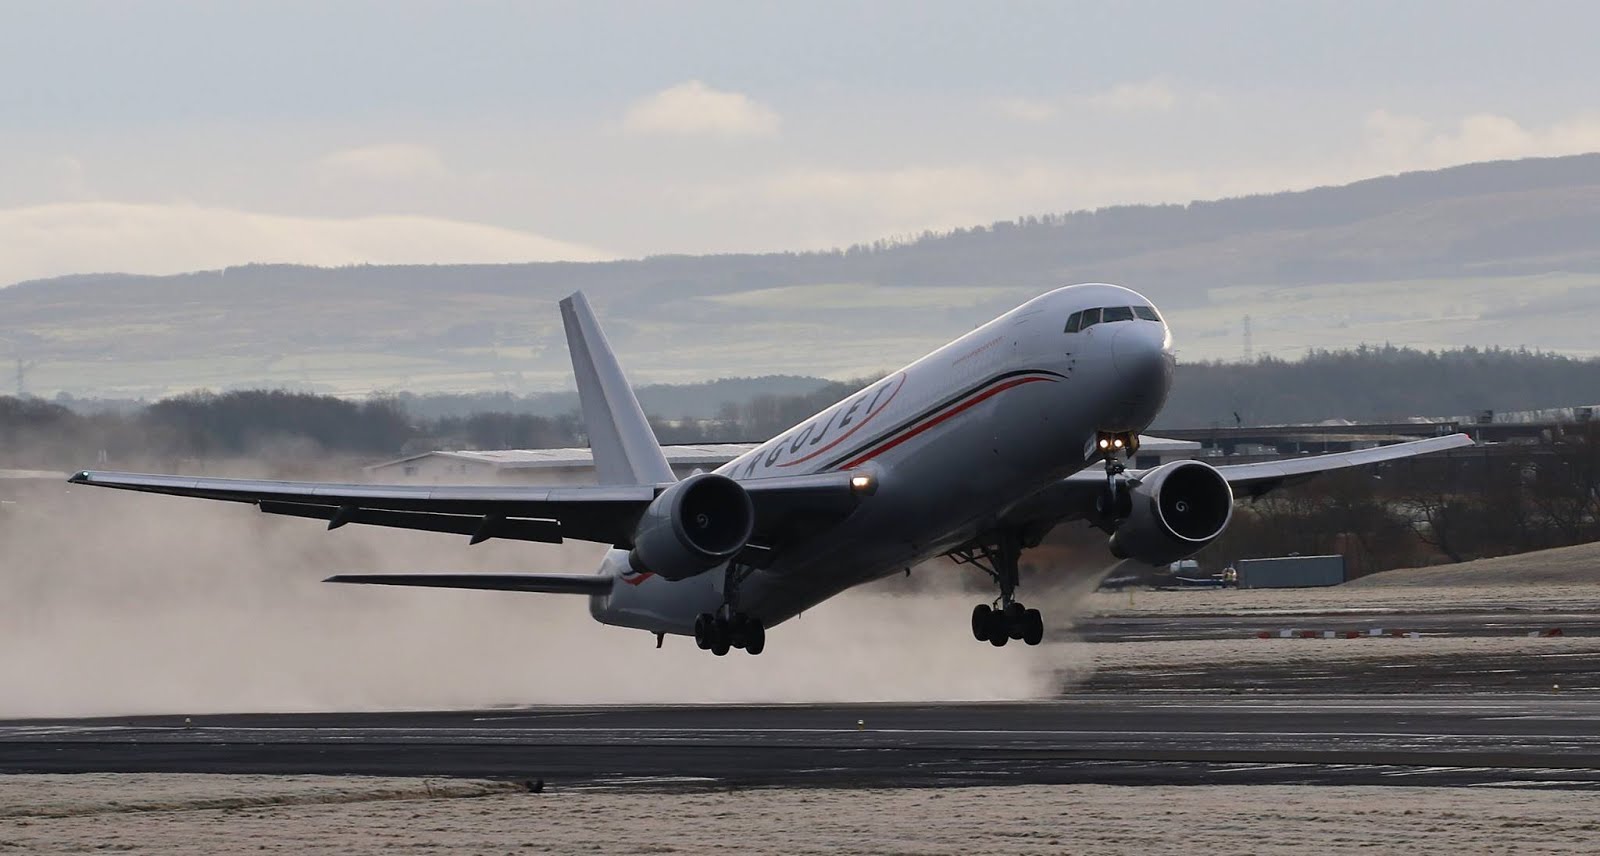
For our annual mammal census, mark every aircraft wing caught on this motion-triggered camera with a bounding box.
[66,469,870,554]
[1201,432,1475,498]
[1000,433,1475,533]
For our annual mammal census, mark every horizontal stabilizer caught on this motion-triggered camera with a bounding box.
[323,573,613,595]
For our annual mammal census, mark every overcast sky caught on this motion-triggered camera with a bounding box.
[4,0,1600,285]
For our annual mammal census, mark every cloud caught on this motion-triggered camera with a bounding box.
[0,202,611,286]
[1086,80,1177,113]
[623,80,780,138]
[995,97,1058,122]
[1363,109,1600,169]
[316,143,450,181]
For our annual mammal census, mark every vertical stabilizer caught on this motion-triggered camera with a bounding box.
[559,292,676,486]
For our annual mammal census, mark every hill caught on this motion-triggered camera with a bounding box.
[1348,540,1600,588]
[5,154,1600,398]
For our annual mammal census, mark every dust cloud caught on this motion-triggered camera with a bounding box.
[0,471,1086,718]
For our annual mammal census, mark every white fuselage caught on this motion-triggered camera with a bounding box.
[590,284,1175,636]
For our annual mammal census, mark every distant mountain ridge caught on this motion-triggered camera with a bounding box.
[6,152,1600,397]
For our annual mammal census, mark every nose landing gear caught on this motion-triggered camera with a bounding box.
[948,531,1046,647]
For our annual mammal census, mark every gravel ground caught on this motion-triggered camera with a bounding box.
[1078,583,1600,617]
[4,774,1599,855]
[1086,633,1600,670]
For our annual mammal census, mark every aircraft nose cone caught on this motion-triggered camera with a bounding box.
[1112,322,1170,385]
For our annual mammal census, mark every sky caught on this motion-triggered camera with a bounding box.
[4,0,1600,286]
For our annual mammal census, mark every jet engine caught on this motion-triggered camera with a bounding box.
[1107,460,1234,566]
[628,473,755,581]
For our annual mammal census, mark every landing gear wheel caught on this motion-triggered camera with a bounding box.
[710,617,732,656]
[971,604,993,641]
[693,614,713,650]
[744,620,766,656]
[727,614,749,650]
[987,611,1010,647]
[1004,602,1027,640]
[1022,608,1044,646]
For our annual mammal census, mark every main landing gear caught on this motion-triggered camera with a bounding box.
[692,561,765,656]
[948,531,1045,647]
[693,611,764,656]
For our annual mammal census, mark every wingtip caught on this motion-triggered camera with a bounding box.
[68,470,91,484]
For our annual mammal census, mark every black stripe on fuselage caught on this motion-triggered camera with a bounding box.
[818,368,1067,471]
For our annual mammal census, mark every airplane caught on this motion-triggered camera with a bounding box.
[69,284,1473,656]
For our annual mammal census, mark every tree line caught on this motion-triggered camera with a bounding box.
[6,343,1600,470]
[0,378,884,472]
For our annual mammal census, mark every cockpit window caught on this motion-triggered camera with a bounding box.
[1069,305,1162,332]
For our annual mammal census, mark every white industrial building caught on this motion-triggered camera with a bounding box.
[364,436,1201,484]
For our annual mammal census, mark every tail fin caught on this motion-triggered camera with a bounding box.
[559,291,676,486]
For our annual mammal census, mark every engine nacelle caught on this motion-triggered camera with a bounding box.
[628,473,755,581]
[1108,460,1234,566]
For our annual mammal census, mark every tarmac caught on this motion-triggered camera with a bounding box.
[6,604,1600,791]
[5,692,1600,790]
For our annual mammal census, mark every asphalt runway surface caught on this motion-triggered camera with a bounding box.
[6,693,1600,790]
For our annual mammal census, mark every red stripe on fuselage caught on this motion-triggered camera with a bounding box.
[836,375,1056,469]
[774,372,907,468]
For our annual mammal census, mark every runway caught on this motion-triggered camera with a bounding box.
[6,693,1600,789]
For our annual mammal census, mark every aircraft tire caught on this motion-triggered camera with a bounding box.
[711,632,731,656]
[727,614,749,650]
[1022,609,1044,646]
[693,614,713,650]
[1004,602,1027,640]
[987,612,1010,647]
[745,621,766,655]
[971,604,993,641]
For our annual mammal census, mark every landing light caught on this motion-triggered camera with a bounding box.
[1113,438,1125,449]
[1098,438,1111,450]
[850,474,874,492]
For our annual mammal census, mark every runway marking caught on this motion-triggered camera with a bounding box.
[1485,715,1600,722]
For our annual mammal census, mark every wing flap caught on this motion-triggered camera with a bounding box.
[70,470,652,546]
[259,501,564,544]
[324,573,613,595]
